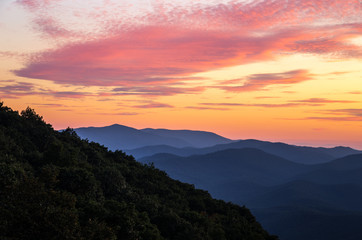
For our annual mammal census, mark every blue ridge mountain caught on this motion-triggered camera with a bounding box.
[141,128,233,148]
[73,124,232,150]
[291,153,362,186]
[139,148,311,202]
[140,148,362,240]
[128,139,361,164]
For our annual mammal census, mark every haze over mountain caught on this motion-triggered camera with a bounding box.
[139,148,312,203]
[141,128,233,148]
[74,124,232,150]
[70,123,362,239]
[140,149,362,240]
[248,155,362,240]
[128,139,361,164]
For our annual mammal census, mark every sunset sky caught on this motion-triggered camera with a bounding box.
[1,0,361,149]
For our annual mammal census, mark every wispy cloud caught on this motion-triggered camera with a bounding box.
[48,91,93,99]
[306,116,362,121]
[97,112,139,116]
[254,96,280,99]
[33,17,73,38]
[111,85,205,97]
[200,97,358,108]
[218,70,313,92]
[303,109,362,122]
[0,81,93,99]
[30,103,66,108]
[292,98,357,104]
[0,81,35,98]
[323,109,362,117]
[133,102,174,108]
[201,102,307,108]
[13,0,362,88]
[185,106,229,111]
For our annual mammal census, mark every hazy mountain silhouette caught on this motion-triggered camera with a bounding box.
[74,124,189,150]
[245,154,362,240]
[74,124,232,150]
[141,128,233,148]
[139,148,311,202]
[316,147,362,159]
[125,145,200,158]
[73,123,362,239]
[292,154,362,186]
[129,139,361,164]
[140,149,362,240]
[319,153,362,171]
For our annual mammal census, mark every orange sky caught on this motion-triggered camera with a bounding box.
[1,0,362,149]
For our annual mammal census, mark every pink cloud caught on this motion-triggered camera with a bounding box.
[301,108,362,122]
[186,106,230,111]
[219,69,313,92]
[0,51,28,59]
[200,97,357,108]
[33,17,73,38]
[16,0,48,11]
[292,98,357,104]
[306,116,362,122]
[31,103,65,107]
[14,0,362,88]
[322,109,362,117]
[98,112,139,116]
[201,102,311,108]
[0,82,35,98]
[255,96,280,99]
[111,85,205,97]
[133,102,174,108]
[15,26,286,85]
[0,81,93,99]
[48,91,93,99]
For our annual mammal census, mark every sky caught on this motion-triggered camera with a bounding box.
[1,0,362,149]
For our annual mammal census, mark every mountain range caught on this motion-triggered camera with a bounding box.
[74,124,361,164]
[74,124,233,150]
[127,140,361,164]
[140,149,362,240]
[73,123,362,239]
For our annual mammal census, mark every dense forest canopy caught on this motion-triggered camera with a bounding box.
[0,102,277,240]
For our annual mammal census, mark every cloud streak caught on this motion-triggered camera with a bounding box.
[219,70,313,92]
[133,102,174,108]
[201,102,311,108]
[292,98,357,104]
[323,109,362,117]
[111,85,205,97]
[201,97,358,108]
[0,81,94,99]
[298,109,362,122]
[0,81,35,98]
[186,106,230,111]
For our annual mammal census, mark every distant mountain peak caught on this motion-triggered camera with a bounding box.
[73,124,233,150]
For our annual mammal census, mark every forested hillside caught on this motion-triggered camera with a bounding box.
[0,102,277,240]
